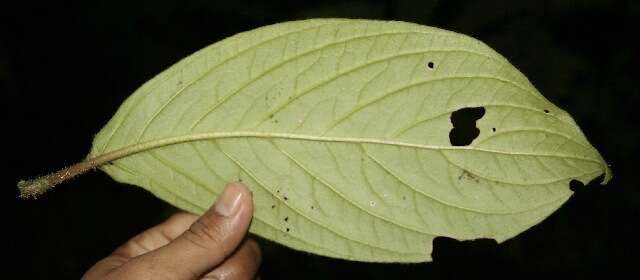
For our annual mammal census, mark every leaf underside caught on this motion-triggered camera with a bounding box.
[89,19,611,263]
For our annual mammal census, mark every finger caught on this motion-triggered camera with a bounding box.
[124,182,254,279]
[201,239,261,280]
[113,212,199,259]
[82,212,199,279]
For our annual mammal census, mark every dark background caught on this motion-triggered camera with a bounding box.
[4,0,638,279]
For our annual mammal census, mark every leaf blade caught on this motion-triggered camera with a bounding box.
[90,19,611,262]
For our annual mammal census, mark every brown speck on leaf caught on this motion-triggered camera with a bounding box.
[284,216,289,222]
[459,170,480,183]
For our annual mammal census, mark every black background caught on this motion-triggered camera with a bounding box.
[4,0,638,279]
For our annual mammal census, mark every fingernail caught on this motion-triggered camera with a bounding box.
[214,186,243,217]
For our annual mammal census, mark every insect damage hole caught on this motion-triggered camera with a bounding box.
[569,174,605,193]
[449,107,486,146]
[569,179,584,192]
[426,61,435,70]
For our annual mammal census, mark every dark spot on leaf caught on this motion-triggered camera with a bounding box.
[269,114,274,118]
[286,227,290,232]
[283,196,288,201]
[274,119,279,123]
[271,204,275,209]
[284,216,289,222]
[177,80,183,85]
[492,127,496,132]
[427,61,435,70]
[276,190,280,193]
[544,109,550,113]
[458,170,480,183]
[449,107,485,146]
[310,205,315,210]
[238,178,243,182]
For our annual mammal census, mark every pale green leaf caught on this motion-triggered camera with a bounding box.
[88,19,611,262]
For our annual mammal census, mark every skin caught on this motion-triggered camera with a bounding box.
[83,182,261,280]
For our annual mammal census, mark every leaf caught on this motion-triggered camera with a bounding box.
[60,19,615,262]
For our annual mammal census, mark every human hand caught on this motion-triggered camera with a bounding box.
[83,183,260,280]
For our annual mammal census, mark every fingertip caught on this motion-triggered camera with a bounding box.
[225,181,252,198]
[216,181,254,216]
[210,182,252,218]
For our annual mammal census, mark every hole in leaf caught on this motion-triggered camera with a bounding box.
[427,61,435,70]
[449,107,485,146]
[569,174,605,194]
[569,179,584,192]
